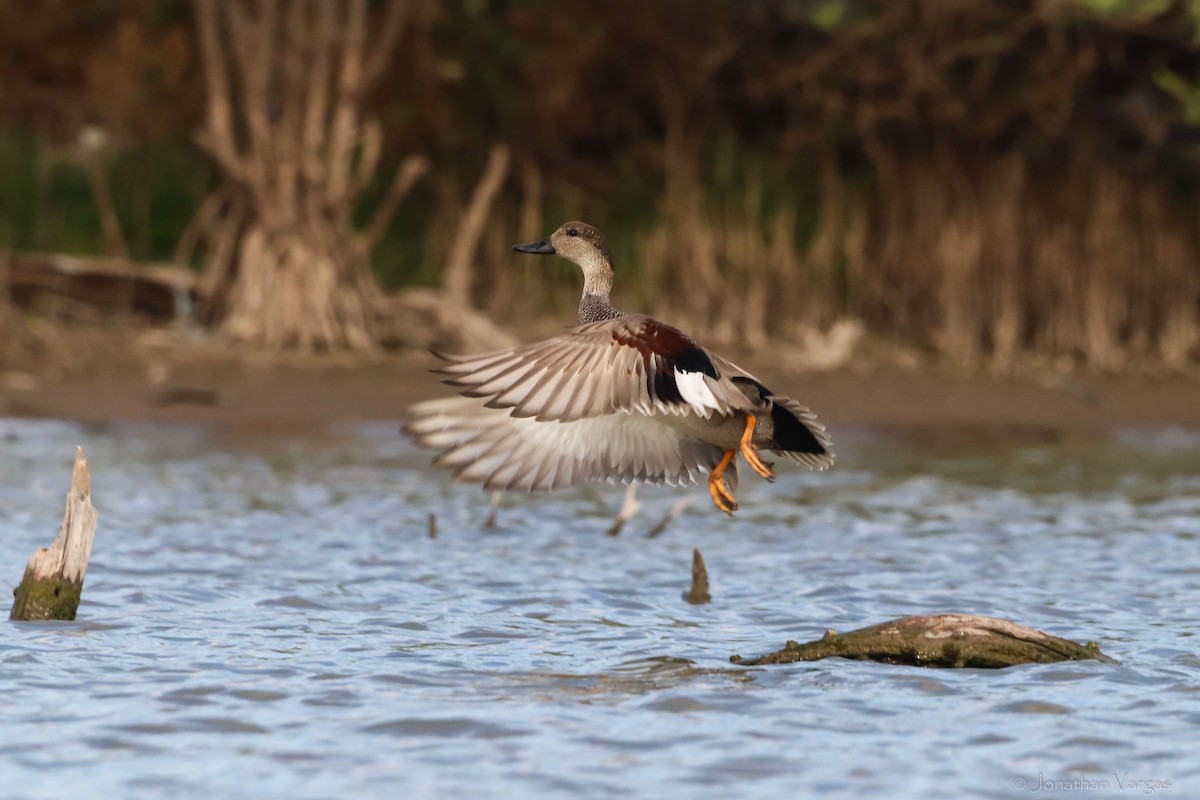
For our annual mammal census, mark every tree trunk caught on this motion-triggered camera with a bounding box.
[192,0,423,352]
[219,225,378,351]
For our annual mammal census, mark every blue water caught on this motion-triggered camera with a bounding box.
[1,418,1198,799]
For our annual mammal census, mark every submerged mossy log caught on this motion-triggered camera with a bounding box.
[10,448,98,621]
[730,614,1116,669]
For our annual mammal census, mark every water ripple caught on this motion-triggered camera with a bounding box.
[0,419,1197,798]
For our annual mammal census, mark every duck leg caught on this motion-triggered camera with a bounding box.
[739,414,776,482]
[707,449,739,514]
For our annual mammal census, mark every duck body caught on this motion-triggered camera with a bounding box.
[406,222,833,513]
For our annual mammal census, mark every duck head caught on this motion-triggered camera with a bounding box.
[513,221,614,297]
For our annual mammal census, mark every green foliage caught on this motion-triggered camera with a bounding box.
[1077,0,1173,18]
[44,161,102,255]
[114,142,211,260]
[0,133,36,249]
[366,177,436,290]
[1155,69,1200,125]
[0,131,209,260]
[809,0,847,30]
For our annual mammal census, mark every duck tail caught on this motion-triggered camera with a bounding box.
[767,398,835,471]
[716,376,836,470]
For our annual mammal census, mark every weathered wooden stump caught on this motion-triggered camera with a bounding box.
[730,614,1116,669]
[10,447,98,621]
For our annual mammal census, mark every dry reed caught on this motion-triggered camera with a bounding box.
[431,146,1198,372]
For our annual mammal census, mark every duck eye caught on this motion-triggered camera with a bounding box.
[567,228,578,237]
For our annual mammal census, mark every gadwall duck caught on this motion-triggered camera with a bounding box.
[407,221,833,514]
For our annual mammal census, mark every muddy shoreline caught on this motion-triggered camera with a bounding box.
[2,328,1198,436]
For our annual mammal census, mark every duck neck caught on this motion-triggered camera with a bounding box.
[579,292,621,324]
[578,260,621,323]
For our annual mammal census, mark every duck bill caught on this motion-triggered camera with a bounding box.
[512,238,556,255]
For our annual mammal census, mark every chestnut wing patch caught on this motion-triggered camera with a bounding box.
[612,320,719,409]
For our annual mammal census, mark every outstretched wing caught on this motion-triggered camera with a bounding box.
[432,316,761,422]
[406,397,728,491]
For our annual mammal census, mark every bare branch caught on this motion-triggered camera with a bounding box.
[192,0,243,176]
[302,0,338,186]
[362,0,409,90]
[224,0,272,157]
[83,156,129,259]
[272,0,312,216]
[174,182,233,265]
[346,119,384,210]
[444,144,511,307]
[358,154,430,252]
[328,0,367,201]
[519,160,543,242]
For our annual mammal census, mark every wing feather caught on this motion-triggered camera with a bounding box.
[407,397,726,491]
[431,316,761,422]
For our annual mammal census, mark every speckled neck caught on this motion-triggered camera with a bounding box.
[579,293,623,324]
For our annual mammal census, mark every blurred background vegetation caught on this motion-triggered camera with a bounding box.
[2,0,1200,367]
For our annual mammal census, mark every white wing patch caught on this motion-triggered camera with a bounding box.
[674,369,722,415]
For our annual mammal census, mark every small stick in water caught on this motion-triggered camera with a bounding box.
[604,484,641,537]
[482,492,502,530]
[427,513,438,539]
[645,496,693,539]
[682,548,711,605]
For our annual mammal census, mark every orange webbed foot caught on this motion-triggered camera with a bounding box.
[707,449,739,514]
[739,415,775,482]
